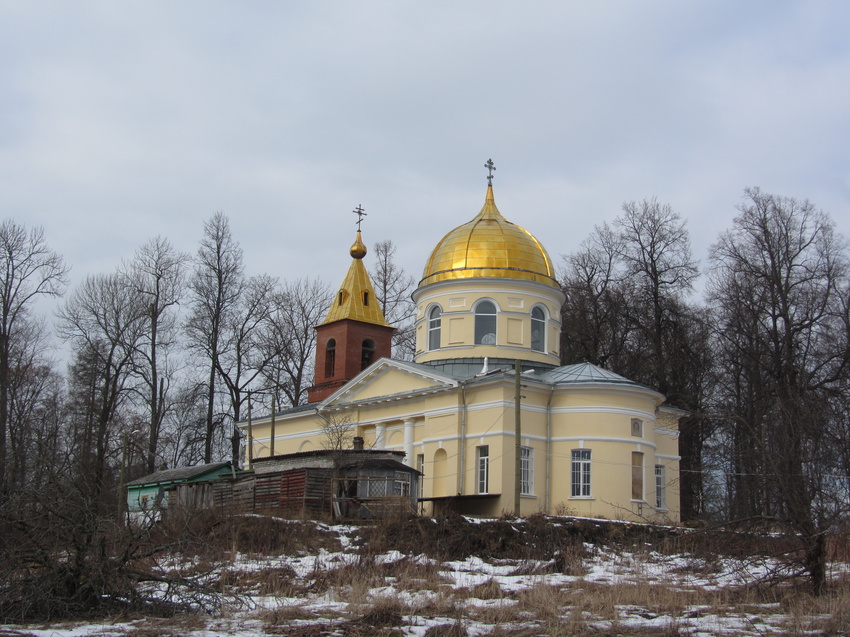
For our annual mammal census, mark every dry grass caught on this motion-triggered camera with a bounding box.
[259,604,319,624]
[773,581,850,635]
[466,601,523,626]
[458,578,505,600]
[566,580,701,621]
[7,513,845,635]
[381,557,452,591]
[155,510,342,559]
[515,583,567,624]
[120,614,208,636]
[423,622,469,637]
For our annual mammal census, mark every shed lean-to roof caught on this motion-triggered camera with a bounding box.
[341,458,419,474]
[127,462,232,487]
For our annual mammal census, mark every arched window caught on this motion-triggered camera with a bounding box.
[474,301,497,345]
[361,338,376,370]
[428,306,442,351]
[325,339,336,378]
[531,306,546,352]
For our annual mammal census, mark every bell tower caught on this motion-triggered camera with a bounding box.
[307,209,394,403]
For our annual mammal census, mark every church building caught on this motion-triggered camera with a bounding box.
[241,165,680,523]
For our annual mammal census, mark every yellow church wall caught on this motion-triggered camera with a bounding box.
[413,278,564,366]
[239,366,680,523]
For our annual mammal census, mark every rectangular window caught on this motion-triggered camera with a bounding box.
[655,465,666,510]
[520,446,534,495]
[632,452,644,500]
[571,449,591,497]
[393,473,410,496]
[367,479,387,498]
[416,454,425,498]
[477,445,489,494]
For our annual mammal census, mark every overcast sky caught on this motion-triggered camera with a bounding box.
[3,1,849,319]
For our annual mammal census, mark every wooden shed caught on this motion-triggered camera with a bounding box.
[250,449,420,519]
[126,462,238,521]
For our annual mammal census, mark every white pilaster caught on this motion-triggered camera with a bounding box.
[375,423,387,449]
[404,418,415,466]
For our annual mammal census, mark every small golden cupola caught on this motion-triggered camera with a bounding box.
[319,229,390,328]
[308,207,395,403]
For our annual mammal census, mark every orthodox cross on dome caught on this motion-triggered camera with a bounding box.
[352,204,367,230]
[485,158,496,185]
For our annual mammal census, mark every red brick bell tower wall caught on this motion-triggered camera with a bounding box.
[307,318,394,403]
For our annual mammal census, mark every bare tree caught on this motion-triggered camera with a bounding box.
[122,236,188,473]
[159,379,209,468]
[5,318,64,493]
[319,411,355,452]
[185,213,244,463]
[261,277,332,407]
[559,223,632,368]
[370,240,415,360]
[708,187,850,593]
[58,273,147,507]
[0,220,68,488]
[216,273,278,464]
[615,199,699,396]
[561,201,710,519]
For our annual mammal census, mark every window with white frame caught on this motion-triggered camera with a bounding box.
[477,445,490,493]
[531,306,546,352]
[655,465,666,510]
[393,472,411,496]
[428,306,441,351]
[474,301,497,345]
[571,449,591,497]
[520,446,534,495]
[416,454,425,498]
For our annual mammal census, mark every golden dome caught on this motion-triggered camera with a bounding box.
[420,185,559,288]
[350,230,367,259]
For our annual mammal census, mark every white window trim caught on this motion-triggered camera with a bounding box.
[474,299,498,345]
[530,305,547,353]
[571,449,591,498]
[520,446,534,496]
[427,305,442,351]
[655,464,667,511]
[477,445,489,494]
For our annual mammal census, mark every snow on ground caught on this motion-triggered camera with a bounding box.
[3,521,847,636]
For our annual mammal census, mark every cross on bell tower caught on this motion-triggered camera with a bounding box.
[353,204,367,230]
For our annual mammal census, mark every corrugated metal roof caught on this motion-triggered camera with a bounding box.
[127,461,232,487]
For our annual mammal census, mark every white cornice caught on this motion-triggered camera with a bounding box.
[551,436,658,450]
[654,427,680,438]
[655,453,681,461]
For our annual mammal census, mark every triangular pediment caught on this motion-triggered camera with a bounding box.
[320,358,458,407]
